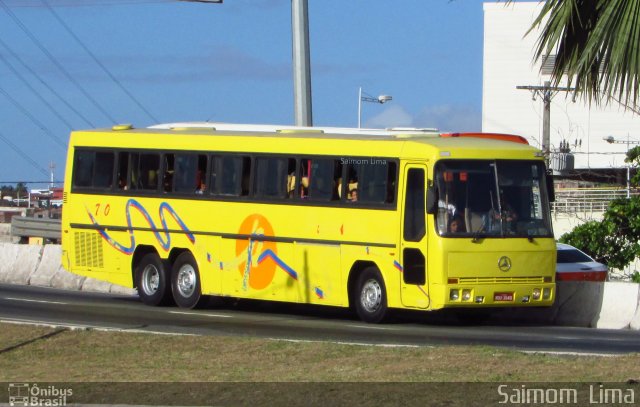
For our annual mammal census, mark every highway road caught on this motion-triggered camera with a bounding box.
[1,283,639,354]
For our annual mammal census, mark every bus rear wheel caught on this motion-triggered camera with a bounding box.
[135,253,172,306]
[171,251,204,309]
[354,267,388,323]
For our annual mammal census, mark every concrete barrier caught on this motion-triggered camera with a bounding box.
[631,295,640,330]
[0,242,42,285]
[0,242,136,296]
[594,282,640,329]
[555,281,605,327]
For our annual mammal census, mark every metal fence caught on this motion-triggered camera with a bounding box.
[552,188,640,214]
[11,216,62,243]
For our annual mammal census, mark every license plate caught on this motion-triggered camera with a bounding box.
[494,292,514,302]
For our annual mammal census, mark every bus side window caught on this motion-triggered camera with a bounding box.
[254,157,294,199]
[71,150,114,190]
[211,155,251,197]
[93,152,114,188]
[163,154,175,193]
[135,153,160,191]
[72,151,94,188]
[117,152,129,190]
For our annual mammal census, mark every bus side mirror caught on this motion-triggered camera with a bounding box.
[546,173,555,203]
[426,186,437,214]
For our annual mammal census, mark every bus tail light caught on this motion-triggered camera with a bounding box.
[450,289,459,301]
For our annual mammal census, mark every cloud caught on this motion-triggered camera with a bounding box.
[364,105,413,128]
[414,104,482,133]
[365,103,482,132]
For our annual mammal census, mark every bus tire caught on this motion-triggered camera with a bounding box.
[354,267,388,323]
[171,251,203,309]
[135,253,172,306]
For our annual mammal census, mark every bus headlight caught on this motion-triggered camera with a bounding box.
[543,288,551,300]
[462,289,472,301]
[450,289,459,301]
[532,288,541,300]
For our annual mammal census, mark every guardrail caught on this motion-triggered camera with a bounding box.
[11,217,62,243]
[552,188,640,214]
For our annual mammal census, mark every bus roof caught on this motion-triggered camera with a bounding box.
[148,121,441,137]
[72,122,541,161]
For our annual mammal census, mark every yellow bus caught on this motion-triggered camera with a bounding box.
[61,122,556,322]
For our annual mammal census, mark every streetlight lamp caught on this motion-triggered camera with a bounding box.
[358,87,392,128]
[604,135,640,198]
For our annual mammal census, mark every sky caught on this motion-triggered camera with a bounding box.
[0,0,489,186]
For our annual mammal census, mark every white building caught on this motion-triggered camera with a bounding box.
[483,1,640,174]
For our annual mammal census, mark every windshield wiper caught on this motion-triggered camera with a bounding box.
[472,222,486,243]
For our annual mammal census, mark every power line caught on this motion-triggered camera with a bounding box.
[42,0,159,123]
[0,181,63,184]
[0,130,50,177]
[0,42,75,130]
[0,36,95,127]
[0,84,68,149]
[3,0,174,7]
[0,0,118,124]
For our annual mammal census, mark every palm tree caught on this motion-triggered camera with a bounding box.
[526,0,640,108]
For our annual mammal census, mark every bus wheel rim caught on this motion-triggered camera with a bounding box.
[177,265,196,298]
[361,279,382,313]
[141,264,160,295]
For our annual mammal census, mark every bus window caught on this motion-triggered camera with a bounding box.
[174,154,207,194]
[211,155,251,197]
[94,152,114,188]
[403,168,425,242]
[254,157,295,199]
[345,158,395,204]
[72,150,114,189]
[434,160,552,238]
[163,154,175,193]
[117,152,129,190]
[73,151,94,188]
[130,153,160,191]
[299,158,340,201]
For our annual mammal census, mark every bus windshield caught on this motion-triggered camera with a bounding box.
[434,160,552,238]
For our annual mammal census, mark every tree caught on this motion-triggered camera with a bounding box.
[526,0,640,107]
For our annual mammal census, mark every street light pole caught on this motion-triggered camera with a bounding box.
[604,134,640,198]
[292,0,312,127]
[358,87,392,128]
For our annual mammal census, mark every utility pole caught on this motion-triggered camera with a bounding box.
[291,0,312,127]
[179,0,312,127]
[516,81,574,165]
[49,161,55,189]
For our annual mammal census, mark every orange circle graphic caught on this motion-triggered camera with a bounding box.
[236,214,277,290]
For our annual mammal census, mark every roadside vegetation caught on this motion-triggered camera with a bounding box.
[560,147,640,282]
[1,322,639,383]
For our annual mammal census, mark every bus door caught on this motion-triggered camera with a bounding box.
[400,164,430,309]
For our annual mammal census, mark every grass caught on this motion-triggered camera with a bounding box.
[1,322,639,405]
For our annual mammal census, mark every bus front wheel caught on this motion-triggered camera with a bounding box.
[135,253,172,306]
[354,267,388,323]
[171,252,203,309]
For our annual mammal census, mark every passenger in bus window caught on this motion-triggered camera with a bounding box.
[196,182,206,195]
[448,216,465,233]
[349,188,358,202]
[300,176,309,198]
